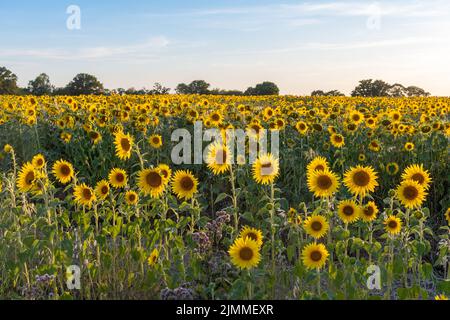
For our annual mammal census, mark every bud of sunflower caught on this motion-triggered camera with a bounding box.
[414,210,424,220]
[388,189,396,197]
[3,144,13,153]
[298,202,306,211]
[266,203,274,211]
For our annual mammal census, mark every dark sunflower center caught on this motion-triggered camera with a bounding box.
[388,220,397,229]
[101,186,108,194]
[334,135,343,143]
[315,165,325,171]
[311,221,322,231]
[403,186,418,200]
[239,247,254,261]
[411,173,425,184]
[310,250,322,262]
[120,138,131,152]
[364,206,374,216]
[128,194,136,201]
[25,171,35,185]
[146,172,162,187]
[353,171,370,187]
[215,150,227,164]
[343,206,354,216]
[60,165,71,176]
[116,173,125,183]
[152,137,160,144]
[317,175,332,189]
[246,233,257,242]
[211,114,220,121]
[299,123,306,130]
[180,176,194,191]
[82,188,92,200]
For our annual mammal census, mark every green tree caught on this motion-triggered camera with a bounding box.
[65,73,104,95]
[150,82,170,95]
[406,86,430,97]
[351,79,391,97]
[176,80,210,94]
[245,81,279,96]
[0,66,19,94]
[28,73,54,96]
[311,89,345,96]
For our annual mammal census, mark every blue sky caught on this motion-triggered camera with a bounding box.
[1,0,450,95]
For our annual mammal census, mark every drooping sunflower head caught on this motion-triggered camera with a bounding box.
[108,168,128,189]
[73,183,96,208]
[307,168,340,198]
[114,131,133,160]
[95,180,110,200]
[338,199,361,224]
[138,168,165,198]
[32,154,46,169]
[171,170,198,200]
[344,165,379,198]
[302,242,329,270]
[386,162,399,176]
[306,156,329,176]
[206,142,231,175]
[401,164,432,190]
[445,208,450,225]
[252,153,279,185]
[384,215,402,235]
[157,163,172,183]
[52,160,74,185]
[148,248,159,267]
[125,190,139,205]
[89,130,102,145]
[239,226,264,248]
[360,201,379,222]
[228,237,261,270]
[330,133,345,148]
[303,215,329,239]
[149,134,163,149]
[396,179,427,209]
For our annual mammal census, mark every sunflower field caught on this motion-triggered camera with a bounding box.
[0,94,449,300]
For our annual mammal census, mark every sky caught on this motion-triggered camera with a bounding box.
[1,0,450,95]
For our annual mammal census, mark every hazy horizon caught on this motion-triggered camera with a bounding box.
[2,0,450,95]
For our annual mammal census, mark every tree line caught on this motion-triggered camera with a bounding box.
[0,66,431,97]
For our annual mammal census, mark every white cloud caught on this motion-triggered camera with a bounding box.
[0,36,170,61]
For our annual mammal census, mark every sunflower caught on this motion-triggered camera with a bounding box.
[307,168,340,198]
[344,165,379,198]
[404,142,414,151]
[239,226,264,248]
[157,163,172,183]
[368,140,381,152]
[125,190,139,205]
[52,160,74,184]
[306,156,329,176]
[337,199,361,224]
[3,144,13,153]
[401,164,432,190]
[147,248,159,267]
[445,208,450,224]
[358,153,366,162]
[95,180,110,200]
[228,237,261,270]
[149,134,163,149]
[108,168,128,189]
[138,168,165,198]
[295,121,308,135]
[330,133,345,148]
[32,154,46,169]
[302,243,329,270]
[360,201,379,222]
[16,162,37,193]
[252,153,279,185]
[386,162,399,176]
[89,130,102,145]
[171,170,198,200]
[435,294,449,300]
[384,215,402,235]
[396,179,427,209]
[206,142,231,175]
[114,131,133,160]
[73,183,96,208]
[303,215,329,239]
